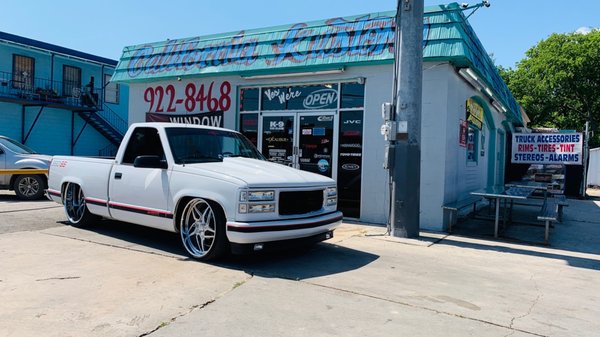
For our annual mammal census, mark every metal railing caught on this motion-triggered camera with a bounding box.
[0,70,104,109]
[98,103,128,136]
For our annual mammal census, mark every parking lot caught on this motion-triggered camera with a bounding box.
[1,190,600,337]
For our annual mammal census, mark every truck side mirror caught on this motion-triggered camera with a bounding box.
[133,155,167,169]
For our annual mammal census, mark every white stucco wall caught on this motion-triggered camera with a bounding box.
[424,66,509,231]
[419,62,452,230]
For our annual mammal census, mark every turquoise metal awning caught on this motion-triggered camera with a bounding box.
[113,2,521,124]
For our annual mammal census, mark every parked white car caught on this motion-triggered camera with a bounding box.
[0,136,51,200]
[47,123,342,260]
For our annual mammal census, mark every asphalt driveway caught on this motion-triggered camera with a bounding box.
[1,191,599,337]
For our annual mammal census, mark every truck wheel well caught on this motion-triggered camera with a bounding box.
[174,197,225,233]
[60,182,71,200]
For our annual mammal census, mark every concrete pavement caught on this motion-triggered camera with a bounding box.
[0,191,599,336]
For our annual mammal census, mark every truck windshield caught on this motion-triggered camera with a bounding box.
[0,137,37,154]
[166,127,265,164]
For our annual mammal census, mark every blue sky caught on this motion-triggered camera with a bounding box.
[0,1,596,68]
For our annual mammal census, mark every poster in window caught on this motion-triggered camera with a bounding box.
[459,120,467,147]
[467,127,476,161]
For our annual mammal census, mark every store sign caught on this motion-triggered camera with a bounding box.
[511,133,583,165]
[146,111,223,127]
[139,80,231,127]
[303,89,338,109]
[113,12,436,83]
[115,14,400,81]
[466,98,483,129]
[262,84,338,110]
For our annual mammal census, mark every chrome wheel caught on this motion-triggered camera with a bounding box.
[64,183,87,224]
[180,199,219,259]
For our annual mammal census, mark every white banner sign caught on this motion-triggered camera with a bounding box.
[512,133,582,165]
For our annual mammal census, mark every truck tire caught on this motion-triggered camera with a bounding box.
[179,198,228,261]
[13,174,45,200]
[63,182,97,227]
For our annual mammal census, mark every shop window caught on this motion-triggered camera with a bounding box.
[338,110,363,218]
[240,88,259,111]
[467,124,478,164]
[63,65,81,97]
[104,74,120,104]
[340,82,365,108]
[12,55,34,90]
[261,84,338,111]
[239,113,258,146]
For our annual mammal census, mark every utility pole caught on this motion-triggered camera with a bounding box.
[582,121,590,197]
[390,0,423,238]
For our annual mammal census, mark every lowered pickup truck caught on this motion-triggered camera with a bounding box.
[47,123,342,260]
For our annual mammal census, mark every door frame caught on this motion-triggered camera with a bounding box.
[258,110,338,179]
[296,110,338,179]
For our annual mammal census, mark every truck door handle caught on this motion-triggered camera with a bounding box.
[114,172,122,179]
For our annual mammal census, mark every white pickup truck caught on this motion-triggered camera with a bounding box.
[47,123,342,260]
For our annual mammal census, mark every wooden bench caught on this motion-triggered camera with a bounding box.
[442,195,482,232]
[537,198,559,244]
[554,194,568,222]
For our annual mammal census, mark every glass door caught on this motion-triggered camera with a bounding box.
[297,112,335,178]
[260,112,336,178]
[261,115,295,167]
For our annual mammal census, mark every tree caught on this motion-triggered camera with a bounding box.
[500,31,600,147]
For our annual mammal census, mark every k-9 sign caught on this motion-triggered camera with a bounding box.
[512,133,582,165]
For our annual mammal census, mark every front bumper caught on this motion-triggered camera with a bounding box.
[226,211,343,244]
[230,230,334,255]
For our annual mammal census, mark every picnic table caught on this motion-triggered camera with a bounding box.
[470,186,535,238]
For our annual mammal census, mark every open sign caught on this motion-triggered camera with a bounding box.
[303,89,338,109]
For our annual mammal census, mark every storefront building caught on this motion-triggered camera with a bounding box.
[113,3,522,230]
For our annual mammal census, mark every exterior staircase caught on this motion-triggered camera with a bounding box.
[77,91,127,150]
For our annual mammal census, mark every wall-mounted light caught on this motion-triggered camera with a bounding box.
[242,68,345,80]
[484,87,493,97]
[491,99,507,113]
[465,68,479,81]
[458,68,483,91]
[459,67,508,114]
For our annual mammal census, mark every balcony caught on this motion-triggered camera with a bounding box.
[0,70,104,111]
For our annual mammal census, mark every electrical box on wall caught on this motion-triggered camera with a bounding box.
[382,102,393,121]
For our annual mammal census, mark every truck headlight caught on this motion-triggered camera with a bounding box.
[239,190,277,214]
[238,203,275,213]
[325,187,337,197]
[240,190,275,202]
[324,187,337,207]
